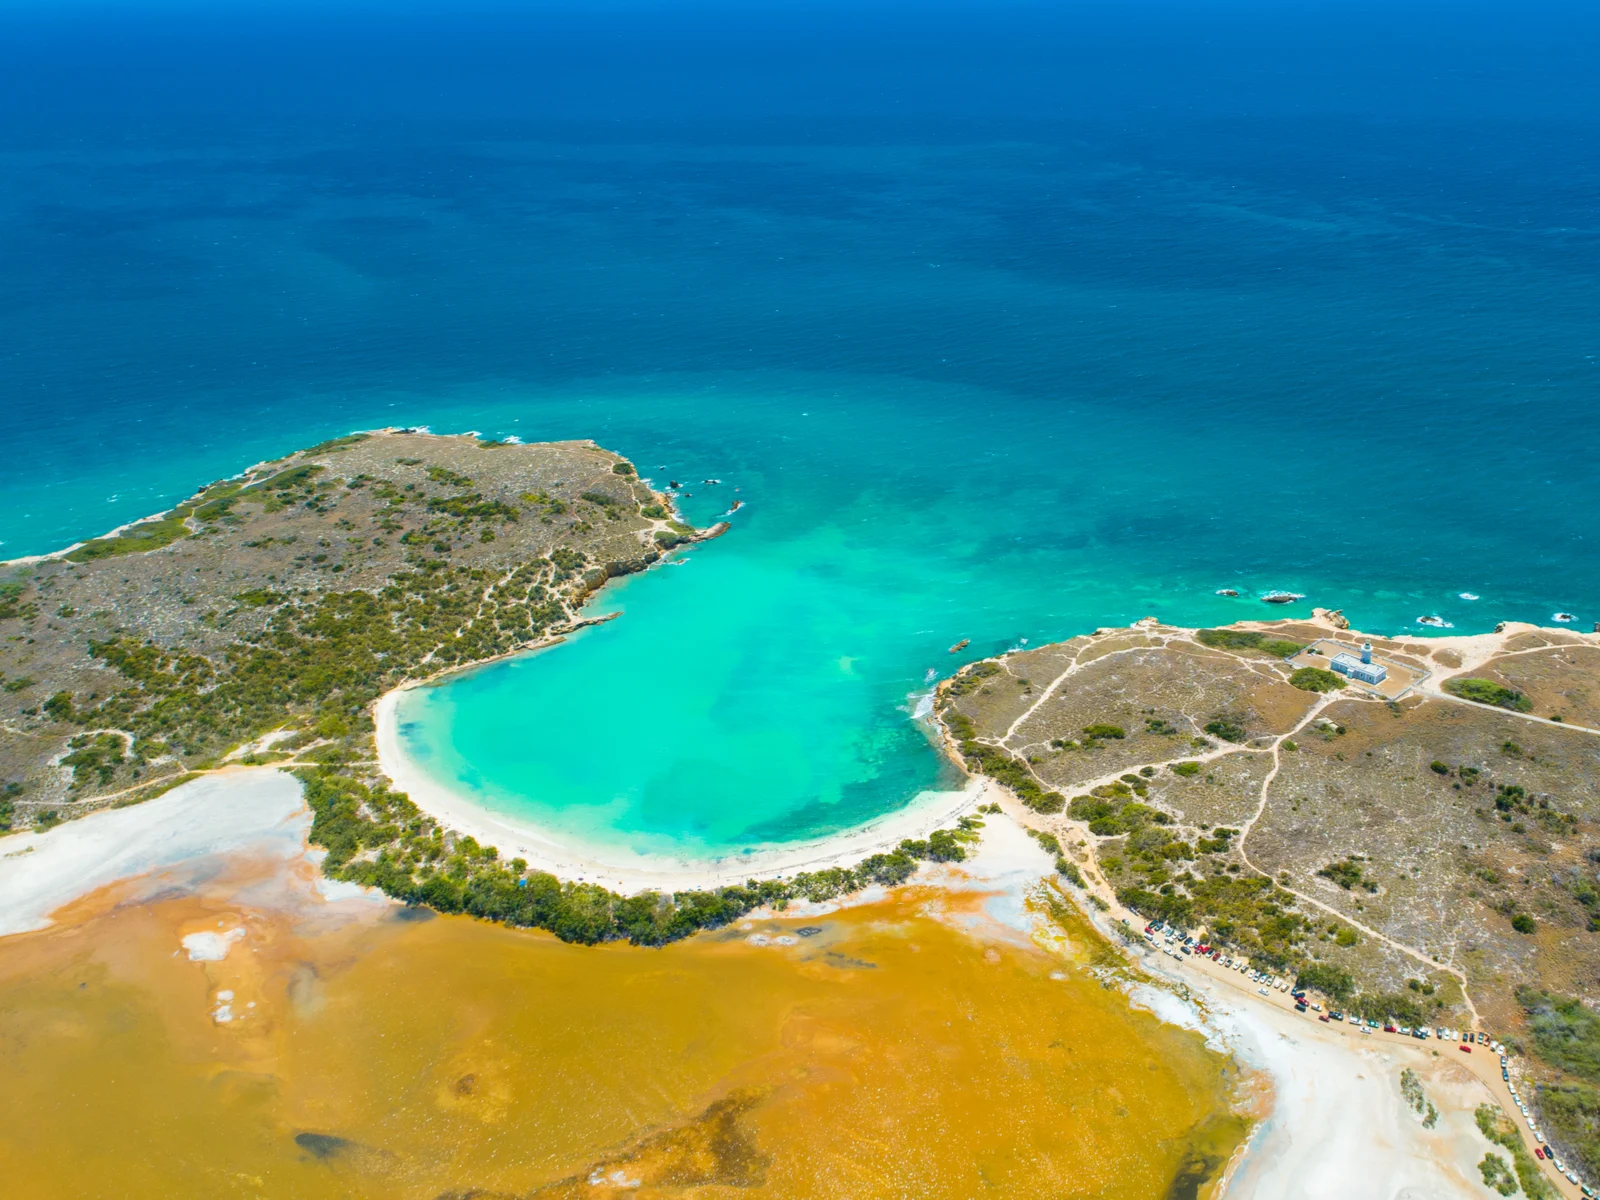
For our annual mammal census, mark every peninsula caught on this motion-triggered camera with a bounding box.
[936,612,1600,1195]
[0,430,979,947]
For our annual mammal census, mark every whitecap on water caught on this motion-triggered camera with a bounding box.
[1459,592,1480,601]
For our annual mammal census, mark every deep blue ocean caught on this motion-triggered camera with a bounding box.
[3,1,1596,855]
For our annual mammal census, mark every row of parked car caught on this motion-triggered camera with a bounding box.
[1504,1061,1590,1191]
[1139,920,1594,1196]
[1142,922,1293,987]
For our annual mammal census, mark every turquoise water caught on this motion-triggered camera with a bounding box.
[2,2,1597,854]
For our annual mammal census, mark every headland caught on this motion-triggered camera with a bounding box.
[936,610,1600,1197]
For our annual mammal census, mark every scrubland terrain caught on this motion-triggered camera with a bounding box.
[0,429,689,826]
[0,430,981,950]
[938,614,1600,1186]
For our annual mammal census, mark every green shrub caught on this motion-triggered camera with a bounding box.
[1479,1152,1516,1196]
[611,462,636,475]
[1196,628,1303,658]
[1171,761,1201,777]
[1296,961,1354,1001]
[1082,723,1126,740]
[1520,989,1600,1082]
[1204,714,1248,743]
[1317,858,1368,891]
[1290,666,1347,693]
[956,738,1065,814]
[424,465,474,488]
[1512,913,1537,934]
[1538,1082,1600,1184]
[1444,677,1533,712]
[0,583,29,621]
[1477,1104,1560,1200]
[42,691,78,723]
[426,493,519,522]
[1028,829,1062,855]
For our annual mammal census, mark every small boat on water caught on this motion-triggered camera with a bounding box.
[1459,592,1480,601]
[1261,591,1305,605]
[949,638,970,653]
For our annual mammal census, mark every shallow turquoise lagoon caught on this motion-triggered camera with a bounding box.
[384,370,1591,856]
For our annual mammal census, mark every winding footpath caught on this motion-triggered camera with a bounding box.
[957,622,1600,1200]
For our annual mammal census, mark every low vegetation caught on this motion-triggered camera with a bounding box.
[1196,628,1304,659]
[1479,1150,1517,1196]
[306,769,984,945]
[1289,666,1347,693]
[1477,1104,1559,1199]
[1445,677,1534,712]
[1203,713,1248,743]
[942,708,1066,814]
[1317,856,1378,893]
[1400,1068,1439,1128]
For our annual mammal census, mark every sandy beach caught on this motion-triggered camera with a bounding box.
[1147,959,1500,1200]
[372,682,988,892]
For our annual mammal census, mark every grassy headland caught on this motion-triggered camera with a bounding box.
[935,615,1600,1185]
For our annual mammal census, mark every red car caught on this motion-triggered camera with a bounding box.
[1535,1147,1546,1160]
[1459,1044,1472,1053]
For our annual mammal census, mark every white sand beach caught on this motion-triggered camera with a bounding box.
[373,682,988,892]
[1204,986,1496,1199]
